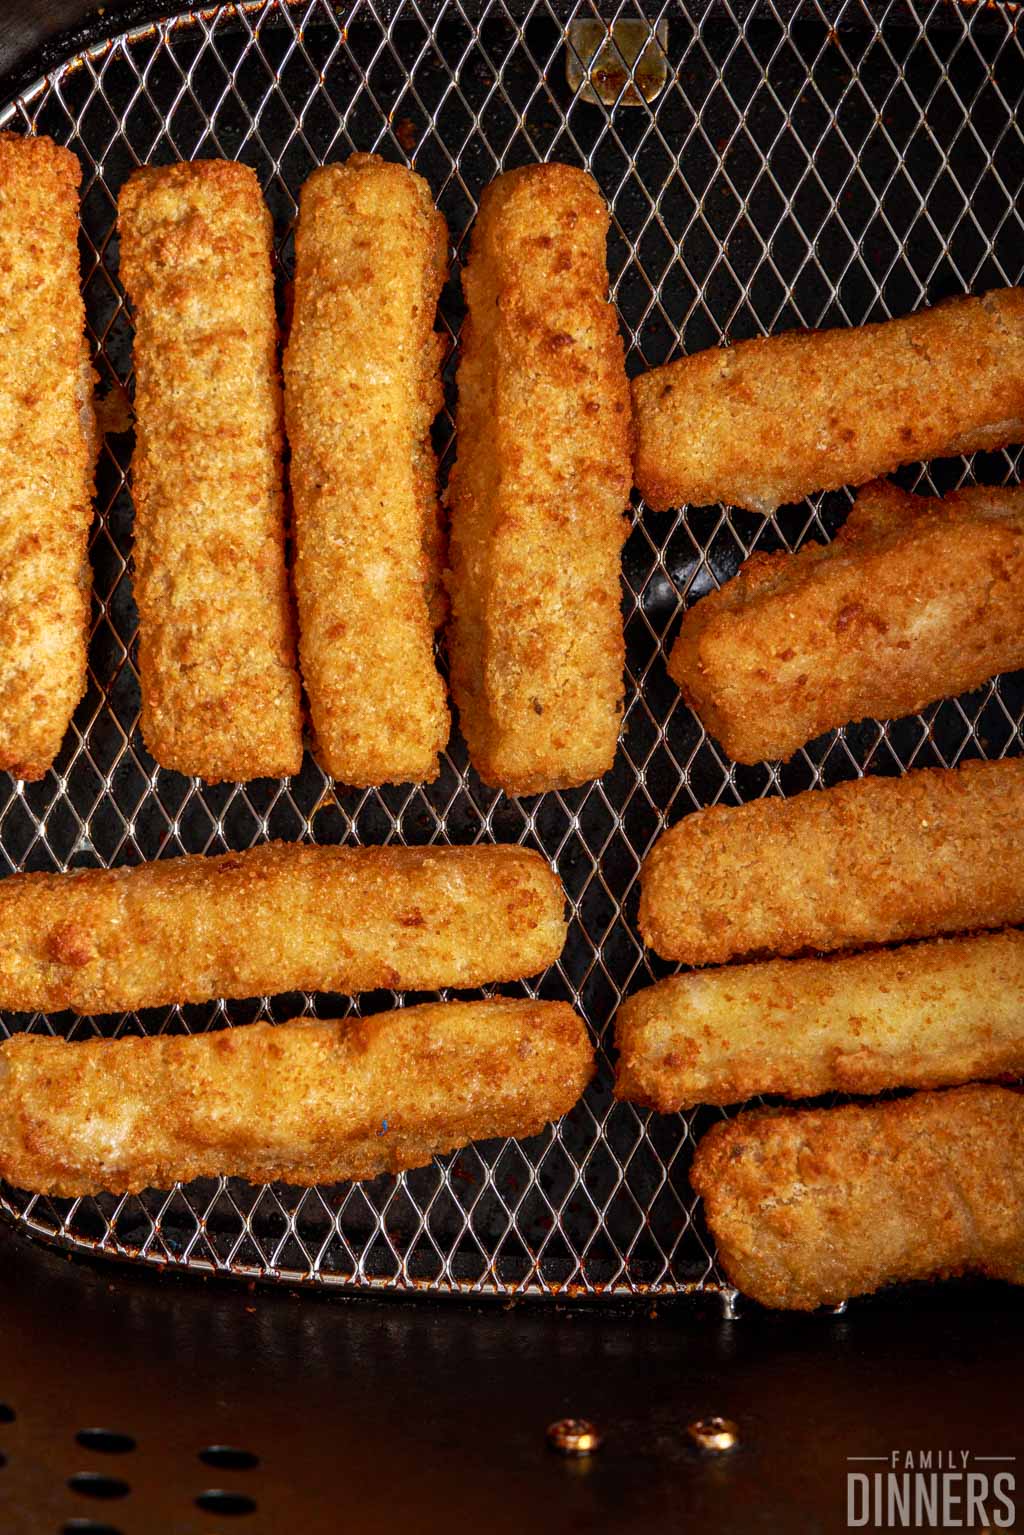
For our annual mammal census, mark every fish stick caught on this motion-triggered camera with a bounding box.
[0,842,566,1014]
[633,288,1024,513]
[0,134,96,781]
[118,160,303,781]
[446,163,632,795]
[616,928,1024,1111]
[691,1085,1024,1309]
[284,155,450,786]
[640,757,1024,966]
[0,999,593,1194]
[669,480,1024,765]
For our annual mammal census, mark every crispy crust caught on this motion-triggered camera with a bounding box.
[668,480,1024,765]
[640,758,1024,966]
[615,928,1024,1111]
[118,160,303,781]
[446,163,632,795]
[0,133,95,781]
[0,842,566,1013]
[284,155,450,786]
[0,999,594,1194]
[691,1085,1024,1309]
[632,288,1024,513]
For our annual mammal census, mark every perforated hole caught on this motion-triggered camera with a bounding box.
[0,1404,14,1424]
[199,1446,259,1471]
[67,1473,130,1501]
[195,1489,257,1516]
[75,1430,136,1455]
[61,1523,124,1535]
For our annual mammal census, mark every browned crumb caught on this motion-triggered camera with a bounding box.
[446,163,633,795]
[668,480,1024,764]
[0,133,96,781]
[633,288,1024,512]
[615,927,1024,1110]
[284,155,450,786]
[691,1085,1024,1309]
[0,841,567,1013]
[0,999,594,1195]
[640,757,1024,965]
[118,159,303,781]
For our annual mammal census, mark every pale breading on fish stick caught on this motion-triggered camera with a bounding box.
[668,480,1024,765]
[284,155,450,786]
[640,758,1024,966]
[616,928,1024,1111]
[632,288,1024,513]
[0,133,96,782]
[118,160,302,781]
[446,163,632,795]
[0,842,566,1014]
[0,999,593,1195]
[690,1085,1024,1310]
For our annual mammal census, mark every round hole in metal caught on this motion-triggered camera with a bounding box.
[62,1523,125,1535]
[67,1473,131,1500]
[0,1451,6,1469]
[199,1446,259,1471]
[195,1490,257,1516]
[75,1430,136,1455]
[0,1404,14,1424]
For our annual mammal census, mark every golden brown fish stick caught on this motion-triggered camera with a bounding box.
[640,758,1024,966]
[0,134,96,781]
[691,1085,1024,1309]
[284,156,450,786]
[0,842,566,1014]
[616,928,1024,1111]
[118,160,302,781]
[669,481,1024,765]
[447,164,632,795]
[0,999,594,1194]
[633,288,1024,513]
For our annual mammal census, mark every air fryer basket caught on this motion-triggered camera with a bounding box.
[0,0,1020,1301]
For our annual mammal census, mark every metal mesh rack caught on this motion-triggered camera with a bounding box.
[0,0,1020,1300]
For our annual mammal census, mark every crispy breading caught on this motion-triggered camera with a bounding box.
[616,928,1024,1111]
[118,160,303,781]
[0,999,593,1195]
[690,1085,1024,1309]
[640,758,1024,966]
[446,163,632,795]
[0,133,96,781]
[0,842,566,1014]
[284,155,450,786]
[632,288,1024,513]
[669,480,1024,765]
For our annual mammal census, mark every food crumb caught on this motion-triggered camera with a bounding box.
[395,116,419,152]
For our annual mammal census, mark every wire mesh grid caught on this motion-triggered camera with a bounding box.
[0,0,1021,1300]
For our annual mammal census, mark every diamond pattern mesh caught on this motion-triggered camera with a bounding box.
[0,0,1021,1298]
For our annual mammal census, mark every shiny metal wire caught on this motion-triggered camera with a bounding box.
[0,0,1021,1300]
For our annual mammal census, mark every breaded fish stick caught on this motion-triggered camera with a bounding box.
[284,156,450,786]
[0,999,593,1194]
[640,758,1024,966]
[118,160,302,781]
[691,1085,1024,1309]
[447,164,632,794]
[633,288,1024,513]
[616,928,1024,1111]
[670,480,1024,765]
[0,842,565,1014]
[0,134,96,781]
